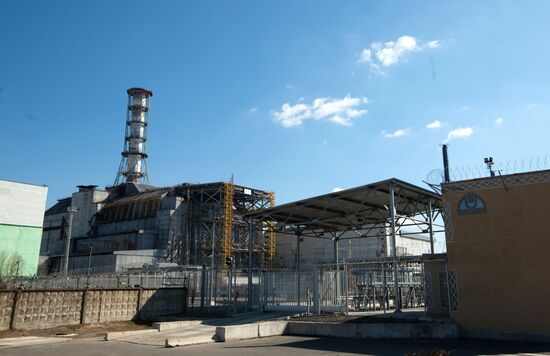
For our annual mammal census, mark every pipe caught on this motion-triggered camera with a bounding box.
[442,144,450,183]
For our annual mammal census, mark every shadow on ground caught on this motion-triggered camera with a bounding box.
[223,336,550,356]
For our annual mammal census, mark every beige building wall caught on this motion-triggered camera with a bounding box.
[443,170,550,335]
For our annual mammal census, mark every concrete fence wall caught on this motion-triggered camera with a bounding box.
[0,287,187,330]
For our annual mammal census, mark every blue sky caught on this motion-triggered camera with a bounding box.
[2,0,550,214]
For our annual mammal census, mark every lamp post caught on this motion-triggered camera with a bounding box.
[87,243,94,276]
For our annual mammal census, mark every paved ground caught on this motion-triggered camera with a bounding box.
[0,321,152,340]
[2,335,550,355]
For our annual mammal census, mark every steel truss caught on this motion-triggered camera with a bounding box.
[168,183,273,269]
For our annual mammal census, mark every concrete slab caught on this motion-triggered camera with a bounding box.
[286,321,316,336]
[286,321,460,340]
[432,323,460,338]
[258,321,288,338]
[361,323,387,338]
[152,320,203,331]
[109,312,291,348]
[165,330,217,347]
[215,323,259,342]
[315,323,360,339]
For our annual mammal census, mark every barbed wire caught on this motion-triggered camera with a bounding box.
[448,154,550,181]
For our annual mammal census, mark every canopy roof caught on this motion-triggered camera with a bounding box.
[245,178,442,237]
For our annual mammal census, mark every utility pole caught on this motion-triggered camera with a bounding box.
[63,205,77,276]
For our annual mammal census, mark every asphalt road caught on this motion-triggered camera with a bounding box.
[2,335,550,356]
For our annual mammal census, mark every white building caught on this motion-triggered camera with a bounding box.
[275,222,431,270]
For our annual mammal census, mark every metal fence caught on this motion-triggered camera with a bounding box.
[3,256,448,316]
[262,259,427,313]
[448,155,550,181]
[3,269,192,290]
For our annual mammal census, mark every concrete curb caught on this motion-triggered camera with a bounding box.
[258,321,289,338]
[461,329,550,344]
[215,321,289,342]
[152,320,203,331]
[165,334,217,347]
[286,321,459,339]
[105,329,159,341]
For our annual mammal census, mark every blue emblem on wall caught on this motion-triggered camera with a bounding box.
[457,192,487,215]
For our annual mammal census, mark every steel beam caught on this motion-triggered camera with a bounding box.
[389,182,401,312]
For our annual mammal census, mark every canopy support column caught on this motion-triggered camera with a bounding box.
[428,200,435,254]
[247,217,254,311]
[297,232,301,307]
[389,182,402,312]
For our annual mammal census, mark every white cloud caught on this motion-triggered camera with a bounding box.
[426,120,442,129]
[271,95,369,128]
[285,84,296,90]
[384,128,411,138]
[248,107,258,114]
[358,35,439,73]
[331,187,344,193]
[358,49,372,63]
[427,40,440,49]
[494,117,504,126]
[527,103,537,110]
[444,127,474,143]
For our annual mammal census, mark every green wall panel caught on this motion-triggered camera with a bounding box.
[0,224,42,276]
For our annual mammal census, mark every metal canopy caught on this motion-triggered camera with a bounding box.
[245,178,443,238]
[244,178,444,312]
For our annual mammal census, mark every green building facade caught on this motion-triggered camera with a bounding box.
[0,180,48,276]
[0,224,43,275]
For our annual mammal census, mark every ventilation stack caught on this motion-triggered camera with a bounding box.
[115,88,153,185]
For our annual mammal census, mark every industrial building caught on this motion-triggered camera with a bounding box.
[40,87,437,275]
[41,182,273,273]
[40,88,274,274]
[0,179,48,276]
[276,226,431,270]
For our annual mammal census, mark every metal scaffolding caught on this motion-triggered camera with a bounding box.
[266,192,276,265]
[223,181,234,266]
[167,182,273,269]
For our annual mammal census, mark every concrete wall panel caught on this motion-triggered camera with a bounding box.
[13,290,83,329]
[0,291,15,330]
[1,287,186,330]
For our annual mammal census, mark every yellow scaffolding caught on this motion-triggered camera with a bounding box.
[267,192,276,263]
[223,181,234,266]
